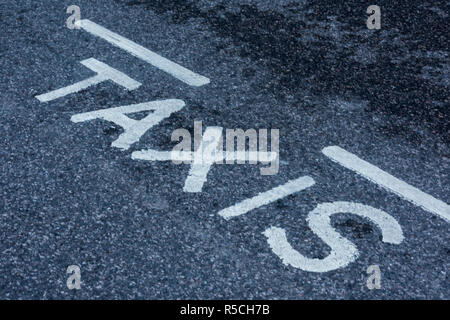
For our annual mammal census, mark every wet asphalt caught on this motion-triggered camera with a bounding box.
[0,0,448,299]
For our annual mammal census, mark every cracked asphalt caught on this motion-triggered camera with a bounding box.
[0,0,449,299]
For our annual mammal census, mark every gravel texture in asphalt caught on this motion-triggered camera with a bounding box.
[0,0,448,299]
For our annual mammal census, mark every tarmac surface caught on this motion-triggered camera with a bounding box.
[0,0,448,299]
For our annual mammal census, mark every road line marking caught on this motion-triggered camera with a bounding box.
[322,146,450,222]
[218,176,316,220]
[36,58,141,102]
[183,127,223,193]
[264,201,403,272]
[132,150,188,162]
[36,74,104,102]
[131,150,277,163]
[76,19,210,87]
[71,99,185,150]
[80,58,141,90]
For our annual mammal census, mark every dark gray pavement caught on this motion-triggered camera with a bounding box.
[0,0,448,299]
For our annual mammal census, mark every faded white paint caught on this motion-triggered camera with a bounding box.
[183,127,223,193]
[76,19,210,87]
[218,176,316,220]
[36,58,141,102]
[71,99,185,150]
[264,201,404,272]
[322,146,450,222]
[131,150,277,163]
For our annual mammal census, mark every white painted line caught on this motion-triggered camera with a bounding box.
[218,176,316,220]
[131,150,277,163]
[80,58,141,90]
[36,74,104,102]
[76,19,210,87]
[132,150,191,162]
[36,58,141,102]
[264,201,403,272]
[183,127,223,193]
[71,99,185,150]
[322,146,450,222]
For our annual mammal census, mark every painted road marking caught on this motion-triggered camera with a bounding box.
[132,150,186,161]
[36,58,141,102]
[218,176,316,220]
[183,126,224,193]
[131,150,277,163]
[71,99,185,150]
[264,201,404,272]
[131,147,277,193]
[322,146,450,222]
[76,19,210,87]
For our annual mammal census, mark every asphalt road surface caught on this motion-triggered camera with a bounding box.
[1,0,449,299]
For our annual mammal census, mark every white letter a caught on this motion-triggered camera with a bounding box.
[71,99,185,150]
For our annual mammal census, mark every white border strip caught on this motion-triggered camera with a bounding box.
[76,19,210,87]
[322,146,450,222]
